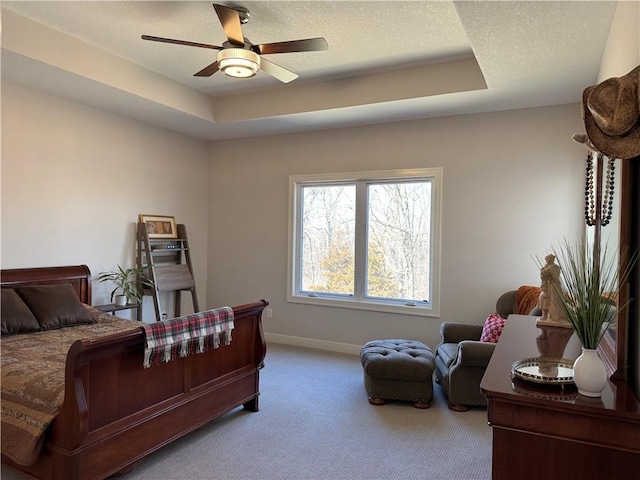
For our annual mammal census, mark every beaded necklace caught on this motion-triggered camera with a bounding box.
[585,151,615,227]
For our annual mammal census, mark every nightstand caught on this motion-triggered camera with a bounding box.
[93,303,140,320]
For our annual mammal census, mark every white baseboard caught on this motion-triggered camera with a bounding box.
[265,333,362,356]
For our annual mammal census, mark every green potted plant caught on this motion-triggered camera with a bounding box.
[549,239,637,397]
[96,265,154,306]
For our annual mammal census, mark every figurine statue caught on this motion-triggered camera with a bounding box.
[537,254,571,328]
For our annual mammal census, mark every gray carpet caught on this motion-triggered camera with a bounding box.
[2,343,492,480]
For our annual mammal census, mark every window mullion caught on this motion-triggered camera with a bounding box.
[353,181,368,300]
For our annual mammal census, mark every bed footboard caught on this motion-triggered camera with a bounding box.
[7,300,268,480]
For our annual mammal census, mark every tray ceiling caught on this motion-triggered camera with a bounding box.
[1,1,617,140]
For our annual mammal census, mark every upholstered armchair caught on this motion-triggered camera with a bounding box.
[434,287,541,411]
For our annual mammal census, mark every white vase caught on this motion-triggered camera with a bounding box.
[115,295,127,306]
[573,347,607,397]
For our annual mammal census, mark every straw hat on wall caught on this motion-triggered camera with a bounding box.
[582,65,640,159]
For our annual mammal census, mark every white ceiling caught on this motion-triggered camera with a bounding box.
[1,1,617,140]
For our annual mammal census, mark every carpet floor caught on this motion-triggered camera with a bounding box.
[2,343,492,480]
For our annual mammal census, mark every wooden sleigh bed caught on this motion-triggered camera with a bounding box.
[1,265,268,480]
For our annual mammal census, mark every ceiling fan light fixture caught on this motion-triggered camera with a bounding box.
[217,48,260,78]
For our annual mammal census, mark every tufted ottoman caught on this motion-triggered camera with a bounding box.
[360,339,435,409]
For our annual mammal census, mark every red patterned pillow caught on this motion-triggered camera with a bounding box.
[480,312,506,343]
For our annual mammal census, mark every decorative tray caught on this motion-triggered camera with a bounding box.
[511,378,578,402]
[511,357,575,385]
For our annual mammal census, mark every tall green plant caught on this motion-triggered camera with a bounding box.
[548,239,637,349]
[96,264,154,304]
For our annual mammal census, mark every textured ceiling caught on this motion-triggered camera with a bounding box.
[1,1,618,140]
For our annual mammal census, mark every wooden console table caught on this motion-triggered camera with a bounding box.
[480,315,640,479]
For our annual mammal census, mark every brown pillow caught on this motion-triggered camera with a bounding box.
[1,288,42,336]
[16,284,95,330]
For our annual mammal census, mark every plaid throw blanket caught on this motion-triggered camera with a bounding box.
[142,307,234,368]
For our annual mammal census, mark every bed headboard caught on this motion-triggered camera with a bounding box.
[0,265,92,304]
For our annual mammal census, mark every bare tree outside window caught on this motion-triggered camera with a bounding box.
[367,181,431,302]
[290,168,442,315]
[300,184,355,295]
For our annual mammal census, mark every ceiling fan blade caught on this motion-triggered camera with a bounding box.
[194,61,220,77]
[213,4,245,46]
[142,35,222,51]
[260,58,299,84]
[256,38,329,55]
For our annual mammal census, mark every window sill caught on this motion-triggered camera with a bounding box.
[287,294,439,317]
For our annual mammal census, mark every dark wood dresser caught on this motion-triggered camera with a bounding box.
[480,314,640,480]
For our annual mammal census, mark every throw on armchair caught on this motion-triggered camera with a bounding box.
[434,286,541,411]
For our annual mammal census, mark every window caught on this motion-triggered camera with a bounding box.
[288,168,442,316]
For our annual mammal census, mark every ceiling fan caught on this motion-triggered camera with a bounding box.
[141,3,328,84]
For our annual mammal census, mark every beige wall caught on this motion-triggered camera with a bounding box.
[207,104,586,352]
[597,0,639,80]
[1,82,209,322]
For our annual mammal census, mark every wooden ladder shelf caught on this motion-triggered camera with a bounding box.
[137,222,200,321]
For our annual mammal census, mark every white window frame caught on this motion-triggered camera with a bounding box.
[287,168,442,317]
